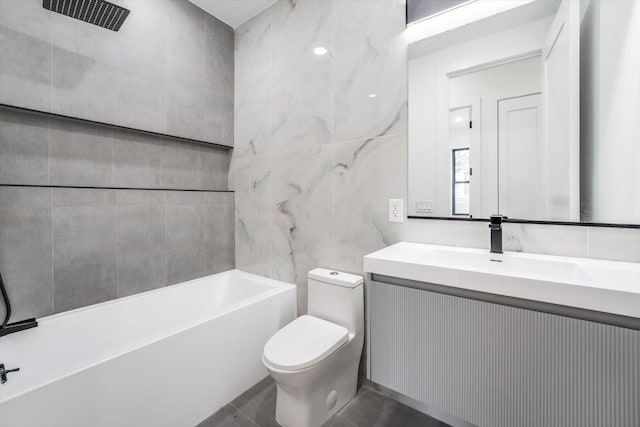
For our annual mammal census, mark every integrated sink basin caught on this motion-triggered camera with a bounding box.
[364,242,640,319]
[422,248,592,283]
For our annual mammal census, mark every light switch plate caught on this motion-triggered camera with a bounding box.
[389,199,404,223]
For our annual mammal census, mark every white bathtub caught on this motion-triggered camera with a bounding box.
[0,270,296,427]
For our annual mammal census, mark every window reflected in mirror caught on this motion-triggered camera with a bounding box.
[450,107,471,216]
[452,147,470,216]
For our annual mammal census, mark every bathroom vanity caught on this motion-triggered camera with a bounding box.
[363,243,640,427]
[394,0,640,422]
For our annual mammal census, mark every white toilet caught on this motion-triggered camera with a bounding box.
[262,268,364,427]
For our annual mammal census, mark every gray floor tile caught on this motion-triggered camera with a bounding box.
[202,378,450,427]
[198,404,257,427]
[230,376,279,427]
[327,417,357,427]
[339,388,447,427]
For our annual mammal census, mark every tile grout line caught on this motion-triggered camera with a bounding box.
[49,11,53,120]
[268,4,274,282]
[228,402,261,427]
[334,415,358,427]
[198,145,202,191]
[0,184,233,193]
[50,187,54,314]
[330,0,336,272]
[115,190,119,298]
[164,190,168,287]
[49,11,55,315]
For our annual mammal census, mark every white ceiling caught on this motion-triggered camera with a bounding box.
[188,0,278,28]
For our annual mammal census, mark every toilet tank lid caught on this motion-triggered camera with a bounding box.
[308,268,363,288]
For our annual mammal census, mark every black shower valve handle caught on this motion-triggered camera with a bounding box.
[0,363,20,384]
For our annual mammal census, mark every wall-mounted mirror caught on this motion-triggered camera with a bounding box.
[408,0,640,225]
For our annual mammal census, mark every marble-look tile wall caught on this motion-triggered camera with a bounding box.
[232,0,408,313]
[231,0,640,313]
[0,0,233,146]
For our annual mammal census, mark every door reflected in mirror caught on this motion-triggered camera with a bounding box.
[408,0,640,225]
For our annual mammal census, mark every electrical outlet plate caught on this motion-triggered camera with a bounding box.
[389,199,404,223]
[416,200,434,214]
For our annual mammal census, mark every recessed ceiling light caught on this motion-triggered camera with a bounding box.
[368,93,377,98]
[313,46,328,56]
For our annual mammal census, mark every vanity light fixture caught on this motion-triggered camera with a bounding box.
[313,46,328,56]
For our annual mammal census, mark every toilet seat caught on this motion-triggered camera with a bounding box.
[263,315,349,371]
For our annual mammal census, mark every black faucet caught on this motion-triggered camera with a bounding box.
[489,215,504,254]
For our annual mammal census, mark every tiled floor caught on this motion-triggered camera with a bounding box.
[198,376,451,427]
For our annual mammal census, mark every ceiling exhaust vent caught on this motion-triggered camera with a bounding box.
[43,0,130,32]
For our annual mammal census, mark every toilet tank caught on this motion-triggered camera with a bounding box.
[307,268,364,334]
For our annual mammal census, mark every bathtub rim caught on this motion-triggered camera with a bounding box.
[37,269,294,323]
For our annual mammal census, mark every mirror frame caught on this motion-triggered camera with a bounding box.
[405,215,640,229]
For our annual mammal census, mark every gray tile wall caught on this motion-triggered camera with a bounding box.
[0,0,235,320]
[0,0,234,146]
[0,109,231,190]
[0,186,234,320]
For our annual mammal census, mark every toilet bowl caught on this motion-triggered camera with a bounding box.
[262,268,364,427]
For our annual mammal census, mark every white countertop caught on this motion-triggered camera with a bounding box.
[363,242,640,319]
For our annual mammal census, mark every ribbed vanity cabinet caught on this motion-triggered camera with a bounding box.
[366,277,640,427]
